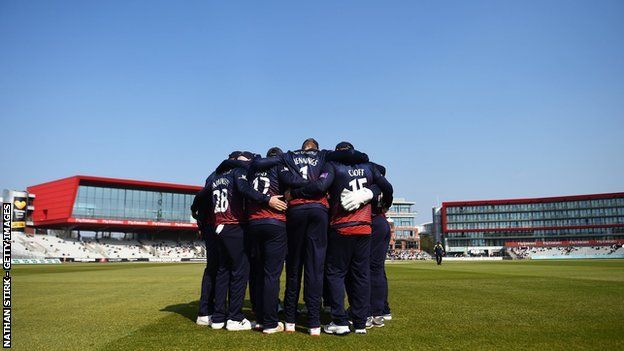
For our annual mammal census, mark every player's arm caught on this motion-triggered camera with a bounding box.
[251,155,307,188]
[281,151,299,173]
[191,190,202,219]
[341,164,393,211]
[371,165,394,210]
[249,155,281,175]
[326,149,369,163]
[234,168,270,203]
[204,171,215,187]
[234,168,287,211]
[289,162,335,199]
[278,165,309,188]
[191,186,211,229]
[201,171,216,226]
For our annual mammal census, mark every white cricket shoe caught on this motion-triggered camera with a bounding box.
[355,328,367,334]
[263,322,284,334]
[196,315,212,326]
[226,318,252,331]
[211,321,225,330]
[382,313,392,320]
[323,322,350,335]
[366,316,385,329]
[309,327,321,336]
[285,323,296,333]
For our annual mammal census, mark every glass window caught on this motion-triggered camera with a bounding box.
[71,185,195,222]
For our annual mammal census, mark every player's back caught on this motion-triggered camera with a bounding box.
[210,161,246,225]
[283,149,329,208]
[247,158,285,223]
[327,161,376,235]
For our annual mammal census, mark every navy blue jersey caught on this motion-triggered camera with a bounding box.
[191,171,216,227]
[191,186,212,229]
[325,161,378,235]
[434,244,445,255]
[247,158,285,222]
[282,149,329,208]
[247,156,309,223]
[291,149,393,235]
[210,159,269,226]
[369,163,393,216]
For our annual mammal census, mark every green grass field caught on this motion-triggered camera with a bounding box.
[13,260,624,351]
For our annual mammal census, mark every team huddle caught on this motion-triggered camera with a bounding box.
[190,138,394,336]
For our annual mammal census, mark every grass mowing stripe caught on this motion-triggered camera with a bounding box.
[12,260,624,351]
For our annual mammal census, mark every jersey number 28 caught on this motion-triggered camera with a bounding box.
[213,189,229,213]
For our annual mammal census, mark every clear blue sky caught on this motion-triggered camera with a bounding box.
[1,0,623,221]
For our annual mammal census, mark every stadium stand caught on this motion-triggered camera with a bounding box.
[12,233,206,260]
[15,233,432,261]
[90,239,152,259]
[509,245,624,259]
[19,234,101,259]
[15,233,623,261]
[142,240,205,259]
[387,250,431,260]
[11,235,46,259]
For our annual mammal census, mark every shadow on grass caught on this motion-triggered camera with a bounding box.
[160,299,255,323]
[160,300,201,323]
[160,300,333,333]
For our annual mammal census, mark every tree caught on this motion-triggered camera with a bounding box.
[420,233,434,254]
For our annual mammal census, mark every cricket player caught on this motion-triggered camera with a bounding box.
[289,142,393,335]
[209,151,287,331]
[246,147,307,334]
[280,138,329,336]
[368,163,393,328]
[191,183,218,326]
[193,154,243,326]
[434,242,445,265]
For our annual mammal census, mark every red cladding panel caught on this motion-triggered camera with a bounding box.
[27,176,80,225]
[76,175,202,193]
[27,175,203,228]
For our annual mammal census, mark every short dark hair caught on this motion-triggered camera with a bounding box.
[228,151,243,159]
[335,141,354,151]
[302,138,319,150]
[239,151,255,160]
[266,147,283,157]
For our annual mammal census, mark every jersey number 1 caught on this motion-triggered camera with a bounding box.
[299,165,309,180]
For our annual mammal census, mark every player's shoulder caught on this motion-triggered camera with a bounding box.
[204,171,216,186]
[291,148,325,157]
[232,166,246,176]
[326,159,340,168]
[287,149,300,155]
[363,161,378,171]
[283,150,298,162]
